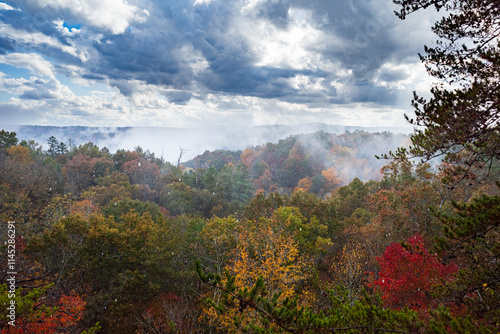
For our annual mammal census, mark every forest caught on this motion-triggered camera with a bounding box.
[0,126,498,333]
[1,0,500,332]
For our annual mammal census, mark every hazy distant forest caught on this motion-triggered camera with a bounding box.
[1,0,500,333]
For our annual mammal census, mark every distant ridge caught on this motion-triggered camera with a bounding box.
[0,123,412,163]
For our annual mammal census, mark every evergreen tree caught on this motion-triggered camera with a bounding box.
[434,188,500,327]
[391,0,500,179]
[57,141,68,156]
[197,263,425,334]
[47,136,59,158]
[0,130,17,152]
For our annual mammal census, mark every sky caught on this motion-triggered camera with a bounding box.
[0,0,441,129]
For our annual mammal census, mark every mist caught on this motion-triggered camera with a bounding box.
[2,123,413,164]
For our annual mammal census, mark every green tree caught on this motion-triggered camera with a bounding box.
[244,192,286,220]
[57,141,68,156]
[392,0,500,179]
[70,142,108,159]
[47,136,59,158]
[215,163,254,205]
[334,178,370,221]
[26,212,179,333]
[197,264,425,334]
[0,130,17,153]
[434,189,500,327]
[102,198,165,224]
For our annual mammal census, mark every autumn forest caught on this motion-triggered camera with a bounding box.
[1,0,500,332]
[0,125,499,333]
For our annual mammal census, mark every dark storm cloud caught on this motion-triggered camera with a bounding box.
[19,88,57,99]
[0,36,14,54]
[350,81,397,104]
[110,79,136,97]
[163,90,192,104]
[290,0,406,80]
[0,0,436,109]
[378,67,409,82]
[199,66,320,99]
[255,0,291,28]
[81,73,106,81]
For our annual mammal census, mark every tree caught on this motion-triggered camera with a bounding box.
[334,178,370,221]
[62,154,112,194]
[136,293,202,334]
[367,159,447,244]
[57,141,68,156]
[200,210,315,332]
[177,147,187,168]
[0,282,97,333]
[330,241,370,305]
[121,157,160,187]
[277,157,312,189]
[244,192,285,220]
[310,174,327,196]
[294,177,312,193]
[322,167,341,190]
[0,130,17,153]
[197,264,425,334]
[374,234,457,311]
[26,212,179,333]
[0,145,62,226]
[197,216,240,281]
[70,142,107,159]
[47,136,59,158]
[215,163,254,206]
[391,0,500,179]
[434,189,500,326]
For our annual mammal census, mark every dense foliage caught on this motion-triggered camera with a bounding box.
[0,127,498,333]
[2,1,499,332]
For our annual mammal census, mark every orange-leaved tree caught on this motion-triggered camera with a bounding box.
[1,290,89,334]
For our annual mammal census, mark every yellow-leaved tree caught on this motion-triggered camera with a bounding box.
[330,241,369,305]
[202,207,318,332]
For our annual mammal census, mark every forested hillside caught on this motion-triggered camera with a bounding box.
[0,0,500,334]
[0,128,498,333]
[4,123,410,164]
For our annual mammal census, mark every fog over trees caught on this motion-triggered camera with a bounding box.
[1,0,499,333]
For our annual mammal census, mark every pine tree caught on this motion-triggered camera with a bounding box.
[434,188,500,327]
[390,0,500,179]
[47,136,59,158]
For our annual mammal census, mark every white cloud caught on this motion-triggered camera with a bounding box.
[54,20,80,36]
[289,75,327,95]
[0,74,413,130]
[0,2,20,11]
[0,23,88,61]
[0,52,56,79]
[374,62,433,94]
[240,0,267,14]
[24,0,149,34]
[246,8,324,70]
[0,0,440,130]
[193,0,212,6]
[172,44,210,77]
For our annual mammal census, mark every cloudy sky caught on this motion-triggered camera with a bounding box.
[0,0,440,128]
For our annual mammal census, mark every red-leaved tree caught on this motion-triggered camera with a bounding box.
[2,292,86,334]
[374,234,457,311]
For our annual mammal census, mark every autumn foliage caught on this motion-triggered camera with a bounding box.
[374,234,457,311]
[1,292,86,334]
[0,127,498,333]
